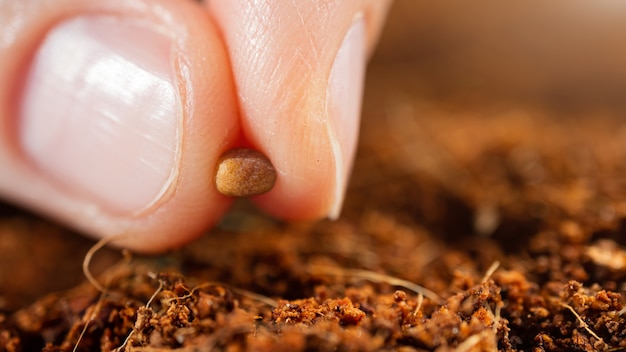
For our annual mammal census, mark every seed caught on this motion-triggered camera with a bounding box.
[215,148,277,197]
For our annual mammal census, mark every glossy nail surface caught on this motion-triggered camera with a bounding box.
[19,17,180,214]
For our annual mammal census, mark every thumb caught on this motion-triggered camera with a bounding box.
[0,0,240,252]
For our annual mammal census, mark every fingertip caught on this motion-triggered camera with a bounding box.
[0,0,240,252]
[251,145,337,221]
[208,1,387,220]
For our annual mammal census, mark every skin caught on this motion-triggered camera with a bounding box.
[0,0,392,252]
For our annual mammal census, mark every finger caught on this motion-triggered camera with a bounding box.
[207,0,392,220]
[0,0,240,252]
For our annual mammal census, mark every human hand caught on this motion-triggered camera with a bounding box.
[0,0,391,252]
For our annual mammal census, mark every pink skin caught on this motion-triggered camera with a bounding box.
[0,0,391,252]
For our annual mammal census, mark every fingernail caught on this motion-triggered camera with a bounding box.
[19,17,180,214]
[326,18,366,219]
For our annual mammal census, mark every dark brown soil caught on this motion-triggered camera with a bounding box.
[4,2,626,351]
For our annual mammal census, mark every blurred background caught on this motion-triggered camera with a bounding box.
[371,0,626,113]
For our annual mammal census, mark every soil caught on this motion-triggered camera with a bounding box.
[4,2,626,351]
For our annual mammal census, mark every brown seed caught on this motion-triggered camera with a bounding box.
[215,148,277,197]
